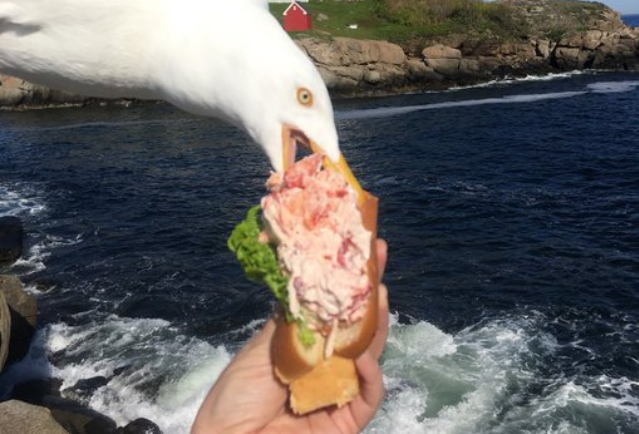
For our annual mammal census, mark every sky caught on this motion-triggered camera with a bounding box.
[598,0,638,15]
[482,1,638,15]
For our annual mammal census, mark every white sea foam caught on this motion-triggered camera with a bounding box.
[337,91,587,120]
[10,233,82,275]
[10,245,49,274]
[0,184,46,218]
[3,312,637,434]
[86,346,231,434]
[367,315,536,433]
[0,183,61,274]
[1,118,179,134]
[45,316,231,433]
[449,71,584,91]
[512,71,585,82]
[587,80,639,93]
[337,75,637,121]
[366,315,639,434]
[519,377,639,434]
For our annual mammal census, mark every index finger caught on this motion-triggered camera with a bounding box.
[369,239,389,361]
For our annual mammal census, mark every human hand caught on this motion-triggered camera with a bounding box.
[191,239,389,434]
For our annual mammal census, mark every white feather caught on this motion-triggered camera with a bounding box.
[243,0,270,11]
[0,3,38,26]
[0,0,339,171]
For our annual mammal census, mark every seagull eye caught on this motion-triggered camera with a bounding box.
[297,88,314,107]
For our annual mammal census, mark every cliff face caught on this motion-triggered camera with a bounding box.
[1,3,639,107]
[296,6,639,96]
[502,0,624,36]
[297,37,639,97]
[0,75,89,109]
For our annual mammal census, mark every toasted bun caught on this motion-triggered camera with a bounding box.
[289,356,359,415]
[272,312,325,383]
[272,191,379,414]
[335,192,379,359]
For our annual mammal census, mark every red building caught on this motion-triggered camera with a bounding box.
[283,1,312,32]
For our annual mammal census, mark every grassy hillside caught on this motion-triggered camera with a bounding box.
[269,0,614,43]
[269,1,406,40]
[269,0,527,41]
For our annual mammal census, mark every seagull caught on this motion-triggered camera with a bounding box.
[0,0,361,189]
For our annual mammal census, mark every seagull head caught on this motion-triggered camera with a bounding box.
[157,1,362,190]
[252,51,339,173]
[235,29,362,192]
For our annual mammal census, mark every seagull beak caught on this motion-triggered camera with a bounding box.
[282,124,365,204]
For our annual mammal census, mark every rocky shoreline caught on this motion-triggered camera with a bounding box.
[0,217,163,434]
[1,9,638,108]
[1,5,638,433]
[298,8,639,97]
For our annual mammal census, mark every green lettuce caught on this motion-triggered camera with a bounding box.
[297,320,315,347]
[228,205,289,307]
[228,205,315,346]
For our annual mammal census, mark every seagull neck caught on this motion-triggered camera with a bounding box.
[0,0,161,100]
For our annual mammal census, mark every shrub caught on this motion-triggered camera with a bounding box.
[375,0,527,38]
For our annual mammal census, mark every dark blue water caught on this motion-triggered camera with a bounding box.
[1,71,638,433]
[623,14,639,27]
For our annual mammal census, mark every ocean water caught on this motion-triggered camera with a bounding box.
[623,14,639,27]
[1,71,638,433]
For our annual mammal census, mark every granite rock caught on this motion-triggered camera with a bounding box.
[0,400,68,434]
[0,275,37,365]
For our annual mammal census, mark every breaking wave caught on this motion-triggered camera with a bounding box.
[337,76,638,120]
[2,312,636,433]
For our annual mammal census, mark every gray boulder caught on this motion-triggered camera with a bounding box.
[422,44,462,60]
[47,396,118,434]
[0,400,69,434]
[424,58,461,76]
[554,46,590,69]
[405,59,443,81]
[459,58,481,75]
[13,380,119,434]
[296,37,406,68]
[422,44,462,76]
[0,275,37,364]
[534,38,553,59]
[0,290,10,371]
[333,37,406,66]
[0,73,88,108]
[116,418,163,434]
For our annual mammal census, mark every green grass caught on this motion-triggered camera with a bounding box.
[268,0,457,42]
[269,0,608,45]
